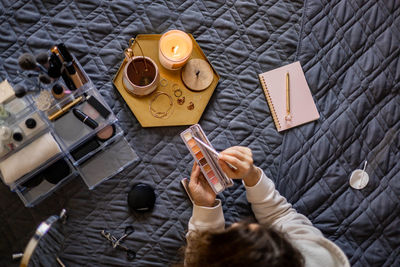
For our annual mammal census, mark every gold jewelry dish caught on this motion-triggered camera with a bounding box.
[113,34,220,127]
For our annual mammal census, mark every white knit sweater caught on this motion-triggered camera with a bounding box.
[188,169,350,267]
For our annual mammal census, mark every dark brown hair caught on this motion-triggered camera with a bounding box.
[180,222,304,267]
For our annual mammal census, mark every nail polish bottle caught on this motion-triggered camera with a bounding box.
[0,126,13,150]
[0,126,12,142]
[0,142,7,157]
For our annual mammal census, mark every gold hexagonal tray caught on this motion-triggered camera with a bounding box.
[113,34,220,127]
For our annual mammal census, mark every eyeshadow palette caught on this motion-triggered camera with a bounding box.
[181,124,233,194]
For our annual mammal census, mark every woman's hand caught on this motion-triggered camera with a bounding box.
[218,146,261,186]
[189,162,217,207]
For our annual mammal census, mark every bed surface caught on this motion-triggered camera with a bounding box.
[0,0,398,266]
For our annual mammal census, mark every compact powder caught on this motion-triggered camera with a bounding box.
[96,124,115,142]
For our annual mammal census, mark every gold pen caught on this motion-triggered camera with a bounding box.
[48,96,84,121]
[285,72,292,121]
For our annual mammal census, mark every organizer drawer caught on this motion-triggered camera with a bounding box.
[77,136,138,189]
[14,154,77,207]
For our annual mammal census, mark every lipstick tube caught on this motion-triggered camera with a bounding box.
[72,108,98,129]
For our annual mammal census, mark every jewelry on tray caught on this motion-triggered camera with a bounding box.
[177,96,185,105]
[174,89,182,98]
[149,92,173,118]
[172,83,179,91]
[187,101,194,110]
[160,78,168,87]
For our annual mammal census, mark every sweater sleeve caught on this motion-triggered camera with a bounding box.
[187,199,225,234]
[245,168,322,237]
[245,168,350,267]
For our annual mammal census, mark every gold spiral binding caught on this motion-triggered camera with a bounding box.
[259,74,281,131]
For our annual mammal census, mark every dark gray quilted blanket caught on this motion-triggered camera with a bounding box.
[279,0,400,266]
[0,0,398,266]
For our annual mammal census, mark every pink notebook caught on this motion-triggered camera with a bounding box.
[258,61,320,132]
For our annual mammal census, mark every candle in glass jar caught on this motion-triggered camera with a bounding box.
[159,30,193,70]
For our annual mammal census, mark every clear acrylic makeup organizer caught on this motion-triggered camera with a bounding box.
[0,51,139,207]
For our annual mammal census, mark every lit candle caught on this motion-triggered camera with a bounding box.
[159,30,193,70]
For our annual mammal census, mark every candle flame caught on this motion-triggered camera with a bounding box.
[172,45,179,55]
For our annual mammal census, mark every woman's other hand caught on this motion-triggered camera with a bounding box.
[218,146,261,186]
[189,162,217,207]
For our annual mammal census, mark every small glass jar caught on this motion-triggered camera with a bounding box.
[158,30,193,70]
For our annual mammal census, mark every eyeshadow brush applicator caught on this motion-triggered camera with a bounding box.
[193,136,237,171]
[35,52,50,69]
[18,53,49,74]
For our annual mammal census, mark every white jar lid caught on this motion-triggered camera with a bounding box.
[349,169,369,189]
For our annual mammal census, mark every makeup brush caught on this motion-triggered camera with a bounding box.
[18,53,36,70]
[14,84,27,98]
[38,73,52,84]
[193,136,238,170]
[18,53,48,73]
[35,52,49,69]
[193,136,219,157]
[14,83,44,98]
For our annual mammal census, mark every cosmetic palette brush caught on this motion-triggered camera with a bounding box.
[193,136,237,170]
[181,124,233,194]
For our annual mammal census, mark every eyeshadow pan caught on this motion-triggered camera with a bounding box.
[183,132,192,141]
[207,170,215,178]
[192,145,200,153]
[195,151,203,160]
[210,177,219,185]
[199,158,207,166]
[203,164,211,172]
[187,138,196,147]
[214,182,223,192]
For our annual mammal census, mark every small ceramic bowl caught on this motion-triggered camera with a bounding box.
[123,56,160,96]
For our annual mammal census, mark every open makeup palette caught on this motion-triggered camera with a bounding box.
[0,46,138,207]
[181,124,233,194]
